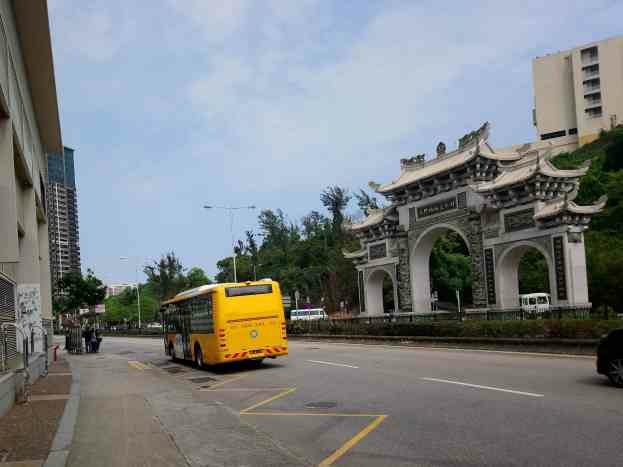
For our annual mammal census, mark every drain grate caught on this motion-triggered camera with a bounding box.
[189,376,217,384]
[163,366,186,374]
[304,401,337,409]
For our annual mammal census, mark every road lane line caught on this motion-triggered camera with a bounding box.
[240,387,297,413]
[307,359,359,369]
[299,340,594,359]
[319,415,387,466]
[242,412,382,417]
[207,374,247,389]
[421,377,544,397]
[200,387,293,392]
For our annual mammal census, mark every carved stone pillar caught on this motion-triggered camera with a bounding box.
[468,212,487,308]
[395,235,412,312]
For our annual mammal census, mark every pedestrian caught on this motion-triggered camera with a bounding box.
[82,326,91,353]
[90,328,98,353]
[95,328,102,353]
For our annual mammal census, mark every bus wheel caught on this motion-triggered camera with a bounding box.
[194,345,204,369]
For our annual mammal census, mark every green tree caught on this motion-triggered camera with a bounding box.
[429,233,472,306]
[54,269,107,314]
[518,250,550,294]
[104,284,160,325]
[320,186,351,232]
[186,267,211,288]
[143,252,186,300]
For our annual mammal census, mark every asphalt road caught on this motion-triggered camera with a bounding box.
[72,337,623,467]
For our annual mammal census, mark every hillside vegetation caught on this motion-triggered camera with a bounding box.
[552,126,623,314]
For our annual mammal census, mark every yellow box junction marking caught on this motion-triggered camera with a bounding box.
[211,371,387,466]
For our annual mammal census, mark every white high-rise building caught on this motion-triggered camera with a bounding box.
[533,35,623,146]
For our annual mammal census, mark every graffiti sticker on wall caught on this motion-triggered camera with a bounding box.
[16,283,41,322]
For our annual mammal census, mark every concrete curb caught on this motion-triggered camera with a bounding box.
[43,358,80,467]
[290,334,599,355]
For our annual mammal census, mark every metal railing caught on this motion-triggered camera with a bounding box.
[64,327,83,354]
[0,323,31,403]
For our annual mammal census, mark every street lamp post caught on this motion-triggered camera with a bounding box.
[203,205,256,283]
[120,256,142,329]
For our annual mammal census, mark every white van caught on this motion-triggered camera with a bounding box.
[519,293,551,314]
[290,308,328,321]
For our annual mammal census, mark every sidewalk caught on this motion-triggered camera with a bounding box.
[64,347,305,467]
[0,358,73,466]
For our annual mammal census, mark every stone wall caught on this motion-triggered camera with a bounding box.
[393,235,412,312]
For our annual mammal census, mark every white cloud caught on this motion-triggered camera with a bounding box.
[49,0,134,62]
[185,0,623,193]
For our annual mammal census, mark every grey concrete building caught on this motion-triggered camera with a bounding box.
[47,146,81,298]
[0,0,62,402]
[533,35,623,146]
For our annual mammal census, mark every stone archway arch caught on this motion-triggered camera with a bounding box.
[410,223,471,313]
[496,240,556,309]
[365,266,398,315]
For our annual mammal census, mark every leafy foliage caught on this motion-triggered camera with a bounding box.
[104,256,211,325]
[552,126,623,312]
[430,232,472,305]
[215,188,359,313]
[54,269,106,314]
[143,252,187,301]
[518,250,550,294]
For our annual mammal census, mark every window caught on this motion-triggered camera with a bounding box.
[582,63,599,79]
[585,92,601,106]
[190,295,213,333]
[585,107,602,119]
[540,130,566,140]
[580,46,598,64]
[225,284,273,297]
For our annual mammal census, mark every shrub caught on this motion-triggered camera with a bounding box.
[286,319,623,339]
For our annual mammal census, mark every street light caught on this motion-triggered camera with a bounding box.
[120,256,142,329]
[203,205,256,283]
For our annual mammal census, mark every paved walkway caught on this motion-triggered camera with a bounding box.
[66,347,302,467]
[0,359,71,466]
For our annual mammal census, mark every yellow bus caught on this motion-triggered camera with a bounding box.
[161,280,288,367]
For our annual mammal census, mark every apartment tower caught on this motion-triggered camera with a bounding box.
[533,35,623,146]
[47,146,81,297]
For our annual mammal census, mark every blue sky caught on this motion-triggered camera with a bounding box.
[48,0,623,284]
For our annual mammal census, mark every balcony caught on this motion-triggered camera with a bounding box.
[585,106,603,119]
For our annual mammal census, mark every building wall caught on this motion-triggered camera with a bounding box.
[533,52,577,138]
[0,1,56,332]
[533,35,623,145]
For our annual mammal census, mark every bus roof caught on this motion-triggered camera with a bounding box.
[161,280,276,305]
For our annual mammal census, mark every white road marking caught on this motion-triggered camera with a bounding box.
[298,340,593,359]
[421,377,544,398]
[307,359,359,369]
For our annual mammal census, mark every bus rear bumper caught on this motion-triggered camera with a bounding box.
[221,346,288,362]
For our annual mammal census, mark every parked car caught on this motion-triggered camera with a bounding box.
[596,328,623,387]
[290,308,328,321]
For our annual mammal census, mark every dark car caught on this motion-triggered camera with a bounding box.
[597,328,623,387]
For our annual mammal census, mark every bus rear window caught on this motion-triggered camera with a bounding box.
[225,284,273,297]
